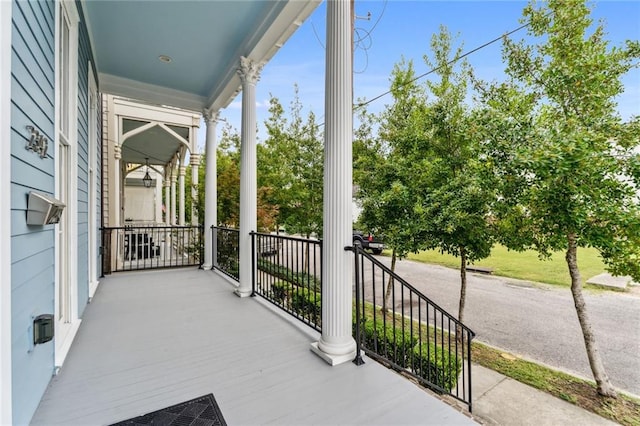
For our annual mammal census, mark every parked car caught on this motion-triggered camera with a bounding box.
[353,230,384,255]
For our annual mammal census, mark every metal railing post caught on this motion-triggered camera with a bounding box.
[351,242,365,366]
[251,231,256,297]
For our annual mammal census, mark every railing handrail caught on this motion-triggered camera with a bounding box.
[350,243,475,412]
[348,245,476,338]
[251,231,321,245]
[102,225,203,230]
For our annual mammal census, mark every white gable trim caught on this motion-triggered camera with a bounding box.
[0,1,12,423]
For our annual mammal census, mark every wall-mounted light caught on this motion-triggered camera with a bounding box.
[142,158,152,188]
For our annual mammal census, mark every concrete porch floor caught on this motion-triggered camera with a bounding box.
[31,267,475,425]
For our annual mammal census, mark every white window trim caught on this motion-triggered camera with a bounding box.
[88,62,99,298]
[54,0,81,368]
[0,1,13,423]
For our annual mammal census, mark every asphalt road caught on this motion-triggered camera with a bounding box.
[371,255,640,396]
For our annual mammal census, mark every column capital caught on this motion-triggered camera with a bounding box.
[179,166,187,176]
[203,108,220,124]
[114,144,121,160]
[190,153,201,166]
[238,56,263,86]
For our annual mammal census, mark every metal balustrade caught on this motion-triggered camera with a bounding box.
[350,243,475,412]
[102,225,203,273]
[251,232,322,332]
[207,228,474,411]
[212,226,240,280]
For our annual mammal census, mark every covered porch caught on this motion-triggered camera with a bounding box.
[31,268,473,425]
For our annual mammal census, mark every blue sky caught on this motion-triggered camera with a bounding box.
[200,0,640,149]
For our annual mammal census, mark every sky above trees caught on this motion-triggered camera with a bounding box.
[197,0,640,148]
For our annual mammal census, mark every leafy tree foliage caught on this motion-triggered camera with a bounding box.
[354,60,428,311]
[480,0,640,397]
[259,86,323,238]
[412,28,496,328]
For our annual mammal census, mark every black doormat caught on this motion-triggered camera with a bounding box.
[110,393,227,426]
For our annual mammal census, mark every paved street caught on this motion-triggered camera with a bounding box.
[372,256,640,396]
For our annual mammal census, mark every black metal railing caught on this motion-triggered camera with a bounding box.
[213,226,240,280]
[251,232,322,332]
[101,225,203,273]
[350,243,475,412]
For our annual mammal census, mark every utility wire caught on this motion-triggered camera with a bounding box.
[354,16,543,110]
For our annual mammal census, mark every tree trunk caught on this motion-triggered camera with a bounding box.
[566,233,617,398]
[457,247,467,343]
[382,248,397,314]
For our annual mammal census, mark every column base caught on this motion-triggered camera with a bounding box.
[310,342,356,366]
[234,288,252,298]
[201,263,213,271]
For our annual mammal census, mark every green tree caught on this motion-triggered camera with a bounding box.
[486,0,640,397]
[413,28,496,331]
[355,59,428,313]
[259,87,323,238]
[217,123,241,227]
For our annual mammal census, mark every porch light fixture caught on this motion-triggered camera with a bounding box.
[158,54,172,63]
[142,158,153,188]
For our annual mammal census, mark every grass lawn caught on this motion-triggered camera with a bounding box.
[406,245,607,287]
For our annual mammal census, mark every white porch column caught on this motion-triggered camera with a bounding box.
[164,175,171,225]
[170,168,177,225]
[155,174,162,223]
[236,56,262,297]
[202,110,219,270]
[190,153,200,226]
[179,165,186,225]
[311,0,356,365]
[113,144,122,226]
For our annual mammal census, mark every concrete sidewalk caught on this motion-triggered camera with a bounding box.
[472,364,617,425]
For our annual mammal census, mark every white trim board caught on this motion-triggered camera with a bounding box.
[0,1,13,423]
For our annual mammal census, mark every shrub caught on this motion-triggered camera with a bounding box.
[291,288,321,325]
[257,259,321,292]
[412,343,461,392]
[271,281,291,306]
[358,319,416,368]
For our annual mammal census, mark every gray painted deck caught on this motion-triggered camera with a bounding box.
[31,268,475,425]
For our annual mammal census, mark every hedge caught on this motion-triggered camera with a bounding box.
[412,343,461,392]
[257,259,321,292]
[291,288,321,324]
[357,319,416,368]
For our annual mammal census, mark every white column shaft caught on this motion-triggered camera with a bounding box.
[236,57,262,297]
[179,166,186,226]
[312,0,356,365]
[113,145,121,226]
[164,178,171,225]
[170,171,177,226]
[203,113,218,270]
[191,154,200,226]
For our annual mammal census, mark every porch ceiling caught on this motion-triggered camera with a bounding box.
[83,0,321,112]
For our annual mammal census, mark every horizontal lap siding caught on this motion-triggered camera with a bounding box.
[10,1,56,425]
[76,11,91,315]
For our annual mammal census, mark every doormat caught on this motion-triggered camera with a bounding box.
[110,393,227,426]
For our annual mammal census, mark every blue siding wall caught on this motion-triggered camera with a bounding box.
[76,10,90,315]
[10,0,56,424]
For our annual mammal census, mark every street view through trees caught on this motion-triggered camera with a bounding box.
[186,0,639,400]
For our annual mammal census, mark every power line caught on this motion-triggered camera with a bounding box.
[354,15,547,110]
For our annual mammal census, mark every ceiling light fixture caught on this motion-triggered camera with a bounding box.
[142,158,153,188]
[158,55,172,63]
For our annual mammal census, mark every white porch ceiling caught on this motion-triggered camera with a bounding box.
[83,0,321,113]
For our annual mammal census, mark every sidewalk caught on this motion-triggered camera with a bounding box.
[471,364,617,425]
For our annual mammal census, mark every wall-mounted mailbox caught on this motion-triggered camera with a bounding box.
[33,314,54,345]
[27,191,65,225]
